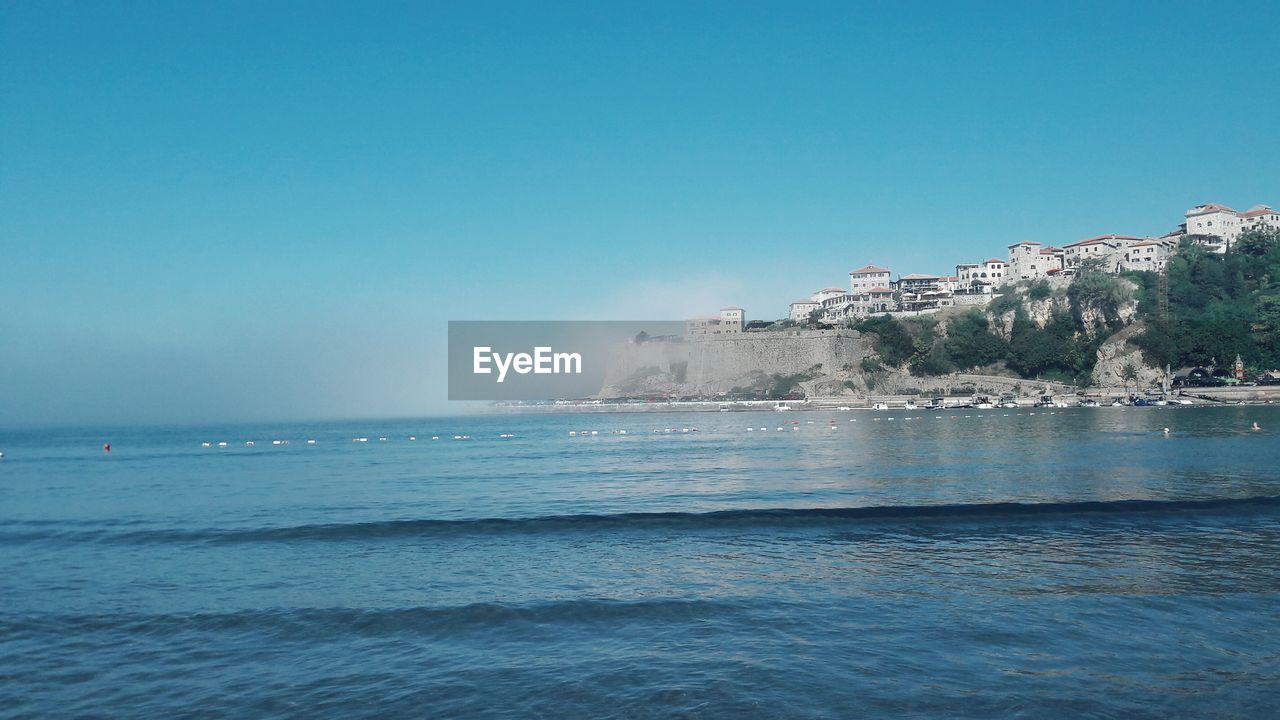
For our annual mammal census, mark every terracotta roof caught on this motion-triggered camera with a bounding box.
[1007,241,1041,248]
[1046,268,1062,274]
[868,287,893,294]
[1186,203,1236,216]
[900,273,940,280]
[849,265,891,275]
[1065,235,1144,248]
[940,275,958,281]
[984,258,1007,265]
[1240,204,1276,218]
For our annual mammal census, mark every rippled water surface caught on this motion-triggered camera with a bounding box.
[3,406,1279,718]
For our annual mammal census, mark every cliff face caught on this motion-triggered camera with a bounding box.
[1092,322,1165,389]
[598,330,870,397]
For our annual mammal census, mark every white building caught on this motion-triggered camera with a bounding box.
[1119,238,1177,272]
[1006,242,1062,281]
[685,307,745,337]
[1185,203,1243,246]
[1184,202,1279,251]
[956,258,1008,293]
[788,299,820,321]
[1063,234,1145,273]
[810,287,847,304]
[1239,204,1280,236]
[849,265,892,294]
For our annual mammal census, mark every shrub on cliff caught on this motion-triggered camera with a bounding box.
[942,310,1007,370]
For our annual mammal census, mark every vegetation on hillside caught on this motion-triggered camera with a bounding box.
[1130,229,1280,371]
[854,266,1130,386]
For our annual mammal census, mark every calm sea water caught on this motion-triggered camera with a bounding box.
[2,406,1279,718]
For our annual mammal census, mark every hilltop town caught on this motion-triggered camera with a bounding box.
[584,200,1280,408]
[686,201,1279,333]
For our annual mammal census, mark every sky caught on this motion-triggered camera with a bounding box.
[2,0,1277,426]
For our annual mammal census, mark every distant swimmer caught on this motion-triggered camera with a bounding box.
[1252,422,1261,431]
[103,442,111,453]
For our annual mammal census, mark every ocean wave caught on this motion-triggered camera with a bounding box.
[3,496,1279,546]
[0,598,744,640]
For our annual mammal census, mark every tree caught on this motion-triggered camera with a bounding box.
[943,310,1007,370]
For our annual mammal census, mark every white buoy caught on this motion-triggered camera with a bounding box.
[217,442,227,447]
[569,431,577,436]
[307,439,316,444]
[271,440,282,445]
[619,430,627,435]
[246,441,255,446]
[432,436,440,440]
[747,427,754,432]
[201,442,211,447]
[409,436,417,441]
[378,437,388,442]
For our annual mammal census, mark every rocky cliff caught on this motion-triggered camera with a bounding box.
[598,330,871,397]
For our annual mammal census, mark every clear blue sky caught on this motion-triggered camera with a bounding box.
[2,1,1277,425]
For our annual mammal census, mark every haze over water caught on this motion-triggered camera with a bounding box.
[2,406,1278,717]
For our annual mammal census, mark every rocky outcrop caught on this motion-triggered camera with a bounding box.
[599,329,872,397]
[1091,322,1164,388]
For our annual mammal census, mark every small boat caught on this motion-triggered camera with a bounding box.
[774,404,792,412]
[1080,399,1100,408]
[904,400,918,411]
[974,396,994,409]
[719,404,730,412]
[872,402,890,411]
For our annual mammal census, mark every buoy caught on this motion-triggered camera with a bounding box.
[218,441,227,447]
[307,439,316,444]
[409,436,416,441]
[103,443,110,453]
[569,431,577,436]
[201,442,211,447]
[246,441,255,446]
[432,436,440,441]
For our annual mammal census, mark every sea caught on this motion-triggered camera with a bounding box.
[2,406,1279,718]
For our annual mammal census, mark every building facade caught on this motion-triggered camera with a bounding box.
[849,265,892,294]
